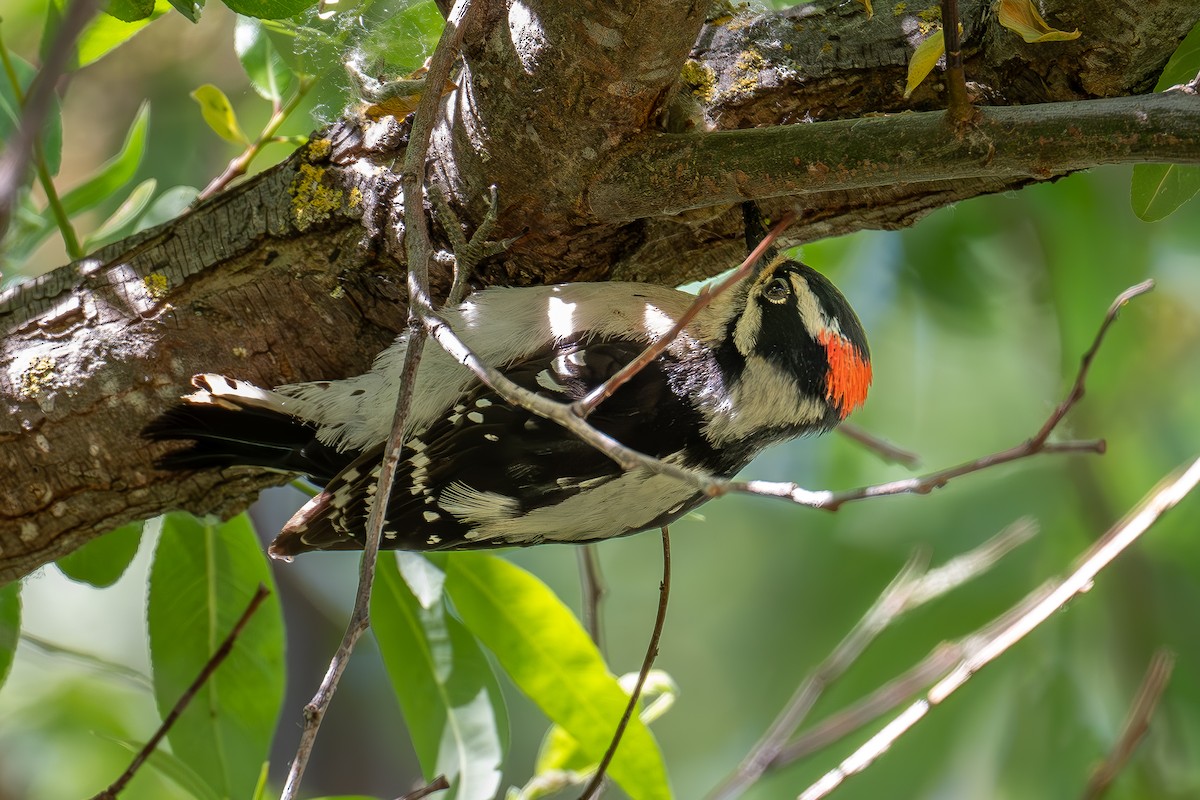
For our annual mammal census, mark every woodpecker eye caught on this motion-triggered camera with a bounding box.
[764,276,791,303]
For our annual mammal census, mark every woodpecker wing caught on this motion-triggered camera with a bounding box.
[270,338,711,555]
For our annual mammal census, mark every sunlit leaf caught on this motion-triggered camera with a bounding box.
[59,101,150,216]
[148,513,285,800]
[0,581,19,689]
[55,522,143,588]
[997,0,1080,43]
[373,555,506,800]
[904,26,946,98]
[445,553,671,800]
[220,0,320,21]
[105,0,156,22]
[236,15,294,101]
[77,0,172,66]
[191,84,250,145]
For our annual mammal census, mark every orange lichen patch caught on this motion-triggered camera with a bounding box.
[820,331,871,417]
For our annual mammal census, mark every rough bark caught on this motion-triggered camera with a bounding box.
[1,0,1198,579]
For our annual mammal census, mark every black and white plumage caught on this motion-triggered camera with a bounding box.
[144,257,871,559]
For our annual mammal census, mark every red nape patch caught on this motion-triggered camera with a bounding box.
[819,332,872,418]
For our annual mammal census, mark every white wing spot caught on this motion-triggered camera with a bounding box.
[475,398,492,408]
[427,534,442,545]
[423,510,441,523]
[536,370,565,392]
[484,433,499,442]
[467,411,485,424]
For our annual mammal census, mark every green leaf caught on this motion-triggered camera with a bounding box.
[136,185,200,231]
[373,554,506,800]
[0,53,64,177]
[1154,19,1200,91]
[1128,21,1200,222]
[190,84,250,145]
[77,0,172,66]
[445,553,671,800]
[148,512,285,800]
[84,178,157,249]
[105,0,156,22]
[55,522,143,588]
[110,736,223,800]
[168,0,205,23]
[1130,164,1200,222]
[0,581,20,689]
[236,15,294,101]
[220,0,320,21]
[59,101,150,216]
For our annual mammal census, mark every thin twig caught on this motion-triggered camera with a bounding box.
[93,585,270,800]
[278,3,477,797]
[798,456,1200,800]
[198,75,316,201]
[578,545,607,652]
[837,423,920,468]
[573,211,796,418]
[709,519,1037,800]
[1081,648,1176,800]
[397,774,451,800]
[940,0,974,127]
[578,528,672,800]
[422,282,1149,516]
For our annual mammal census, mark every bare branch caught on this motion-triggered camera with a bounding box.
[1081,649,1176,800]
[92,585,270,800]
[836,424,920,469]
[798,457,1200,800]
[578,545,607,652]
[710,519,1037,800]
[578,528,672,800]
[278,3,478,796]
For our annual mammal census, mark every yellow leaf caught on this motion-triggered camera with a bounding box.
[190,84,249,146]
[858,0,873,19]
[904,26,947,98]
[998,0,1080,43]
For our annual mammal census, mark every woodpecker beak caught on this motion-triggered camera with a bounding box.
[819,331,871,419]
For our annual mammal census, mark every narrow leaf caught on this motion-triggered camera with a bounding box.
[136,184,200,231]
[190,84,250,145]
[59,101,150,216]
[0,581,20,689]
[84,178,158,249]
[109,736,223,800]
[904,26,946,98]
[446,553,671,800]
[997,0,1080,43]
[148,513,285,800]
[373,554,506,800]
[56,521,143,588]
[1130,164,1200,222]
[236,15,293,101]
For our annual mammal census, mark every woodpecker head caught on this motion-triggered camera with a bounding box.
[701,256,871,446]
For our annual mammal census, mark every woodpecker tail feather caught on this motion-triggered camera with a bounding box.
[143,374,353,485]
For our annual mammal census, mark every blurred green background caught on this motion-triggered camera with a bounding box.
[2,2,1200,799]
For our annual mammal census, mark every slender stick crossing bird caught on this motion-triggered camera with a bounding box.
[144,255,871,558]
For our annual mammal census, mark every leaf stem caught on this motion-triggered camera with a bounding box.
[0,33,82,258]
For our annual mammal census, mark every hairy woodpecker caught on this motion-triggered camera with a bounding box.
[144,256,871,559]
